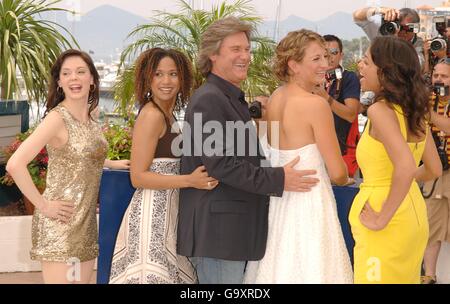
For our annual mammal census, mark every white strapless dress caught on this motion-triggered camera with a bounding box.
[243,144,353,284]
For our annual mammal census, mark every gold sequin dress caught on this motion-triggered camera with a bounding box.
[30,104,107,263]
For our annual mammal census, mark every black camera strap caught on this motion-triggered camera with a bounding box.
[332,78,343,100]
[421,178,439,199]
[411,34,417,46]
[433,93,439,113]
[431,95,450,170]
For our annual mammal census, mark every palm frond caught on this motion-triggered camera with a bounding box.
[0,0,78,118]
[114,0,277,115]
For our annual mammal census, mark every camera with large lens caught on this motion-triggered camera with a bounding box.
[379,16,419,36]
[433,82,450,97]
[438,146,449,171]
[249,100,262,119]
[429,16,450,56]
[430,38,448,52]
[379,17,400,35]
[325,67,343,82]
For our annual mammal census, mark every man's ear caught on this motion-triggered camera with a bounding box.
[209,53,217,64]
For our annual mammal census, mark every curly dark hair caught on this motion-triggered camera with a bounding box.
[45,49,99,119]
[370,36,430,136]
[134,48,193,112]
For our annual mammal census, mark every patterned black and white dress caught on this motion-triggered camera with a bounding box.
[109,121,197,284]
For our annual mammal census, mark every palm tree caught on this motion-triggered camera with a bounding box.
[0,0,77,117]
[114,0,279,117]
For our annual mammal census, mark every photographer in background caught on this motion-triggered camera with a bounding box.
[422,59,450,284]
[353,6,425,67]
[312,35,361,177]
[424,39,447,78]
[423,18,450,78]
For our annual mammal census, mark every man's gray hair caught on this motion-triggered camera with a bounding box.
[399,8,420,23]
[197,17,253,77]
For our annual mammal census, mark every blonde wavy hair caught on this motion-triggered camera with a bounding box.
[198,17,252,77]
[273,29,326,82]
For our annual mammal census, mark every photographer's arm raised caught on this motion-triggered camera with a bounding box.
[353,7,377,22]
[353,7,399,22]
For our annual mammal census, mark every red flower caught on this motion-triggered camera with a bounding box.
[0,128,48,190]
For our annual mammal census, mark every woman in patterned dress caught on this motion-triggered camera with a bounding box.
[6,49,129,283]
[109,48,218,284]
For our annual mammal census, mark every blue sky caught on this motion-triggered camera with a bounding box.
[61,0,448,21]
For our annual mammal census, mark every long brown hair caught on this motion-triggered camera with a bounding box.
[370,36,430,136]
[45,49,100,119]
[134,48,193,111]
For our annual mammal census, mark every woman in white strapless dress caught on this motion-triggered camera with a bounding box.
[244,30,353,284]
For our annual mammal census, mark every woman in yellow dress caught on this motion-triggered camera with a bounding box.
[349,36,442,284]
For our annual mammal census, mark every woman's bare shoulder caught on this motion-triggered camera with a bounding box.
[137,103,165,123]
[367,100,396,121]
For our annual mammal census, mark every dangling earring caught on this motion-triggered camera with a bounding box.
[175,92,182,112]
[89,84,96,93]
[57,86,64,95]
[146,91,153,101]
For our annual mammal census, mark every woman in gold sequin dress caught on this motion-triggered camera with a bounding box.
[6,50,129,284]
[109,48,218,284]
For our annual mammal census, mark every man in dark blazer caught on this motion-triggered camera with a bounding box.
[177,17,319,284]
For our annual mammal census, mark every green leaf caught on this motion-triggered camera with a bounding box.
[0,0,78,119]
[114,0,278,115]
